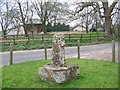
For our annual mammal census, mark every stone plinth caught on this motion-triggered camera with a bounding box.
[38,63,79,84]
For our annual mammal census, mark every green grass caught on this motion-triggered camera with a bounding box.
[2,37,109,52]
[69,32,104,37]
[1,32,107,52]
[2,59,118,88]
[0,67,2,89]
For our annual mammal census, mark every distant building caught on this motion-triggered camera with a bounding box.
[8,23,43,35]
[8,26,24,35]
[25,24,43,34]
[70,24,86,32]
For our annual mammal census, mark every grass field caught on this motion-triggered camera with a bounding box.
[1,32,108,52]
[2,59,119,88]
[1,39,110,52]
[2,39,109,52]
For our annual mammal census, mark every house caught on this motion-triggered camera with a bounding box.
[8,26,24,35]
[25,24,43,34]
[70,24,86,32]
[8,23,43,35]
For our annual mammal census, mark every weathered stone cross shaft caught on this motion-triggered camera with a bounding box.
[52,33,66,67]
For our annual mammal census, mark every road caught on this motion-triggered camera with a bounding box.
[1,42,119,67]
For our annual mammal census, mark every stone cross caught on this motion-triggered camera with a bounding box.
[52,33,66,67]
[38,33,79,84]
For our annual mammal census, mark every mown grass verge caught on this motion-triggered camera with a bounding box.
[2,59,119,88]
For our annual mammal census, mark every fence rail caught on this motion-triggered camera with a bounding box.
[1,33,105,43]
[1,33,107,52]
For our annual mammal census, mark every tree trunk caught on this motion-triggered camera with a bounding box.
[18,2,28,37]
[86,15,89,33]
[118,21,120,40]
[23,25,28,37]
[24,27,28,35]
[86,7,89,33]
[3,31,6,38]
[105,16,112,38]
[102,1,118,39]
[86,24,88,33]
[16,28,19,38]
[42,24,47,34]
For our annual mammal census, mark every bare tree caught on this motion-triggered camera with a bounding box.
[114,0,120,38]
[102,0,118,38]
[63,1,100,33]
[0,1,16,38]
[0,0,34,37]
[33,0,62,34]
[16,0,34,36]
[116,0,120,39]
[73,0,118,38]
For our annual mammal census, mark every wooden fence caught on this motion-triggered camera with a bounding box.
[2,33,105,44]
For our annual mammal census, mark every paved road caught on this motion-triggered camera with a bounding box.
[1,42,119,67]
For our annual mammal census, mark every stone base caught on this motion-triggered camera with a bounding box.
[38,62,79,84]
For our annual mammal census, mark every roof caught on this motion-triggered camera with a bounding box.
[70,24,85,30]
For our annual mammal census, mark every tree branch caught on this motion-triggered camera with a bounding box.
[109,0,118,14]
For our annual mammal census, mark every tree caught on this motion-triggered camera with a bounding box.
[63,1,99,33]
[0,1,17,38]
[102,0,118,38]
[33,0,59,34]
[118,1,120,39]
[113,1,120,38]
[74,0,119,38]
[0,0,34,37]
[16,0,33,36]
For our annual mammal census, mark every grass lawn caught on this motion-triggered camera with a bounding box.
[2,38,109,52]
[2,59,119,88]
[1,32,107,52]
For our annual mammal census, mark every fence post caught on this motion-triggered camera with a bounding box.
[112,40,115,62]
[13,36,15,44]
[28,35,30,41]
[42,34,44,41]
[32,34,34,39]
[97,33,99,41]
[80,34,82,42]
[10,43,13,65]
[90,34,91,43]
[44,41,47,60]
[104,33,106,38]
[69,34,71,40]
[27,35,30,44]
[77,40,80,59]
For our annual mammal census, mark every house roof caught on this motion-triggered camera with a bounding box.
[70,24,85,30]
